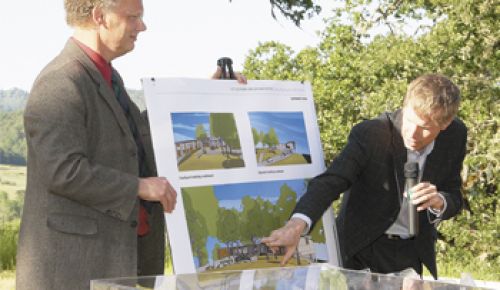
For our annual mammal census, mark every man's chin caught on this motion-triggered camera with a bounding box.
[114,46,134,58]
[404,141,421,151]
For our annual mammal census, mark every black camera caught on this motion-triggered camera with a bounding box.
[217,57,235,80]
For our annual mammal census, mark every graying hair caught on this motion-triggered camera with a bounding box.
[64,0,119,27]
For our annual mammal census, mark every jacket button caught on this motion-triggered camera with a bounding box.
[130,221,138,228]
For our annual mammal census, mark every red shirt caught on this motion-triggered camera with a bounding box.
[72,37,113,87]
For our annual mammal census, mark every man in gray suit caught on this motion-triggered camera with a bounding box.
[16,0,177,289]
[263,74,466,279]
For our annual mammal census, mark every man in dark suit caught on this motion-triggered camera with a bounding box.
[16,0,177,289]
[263,74,466,279]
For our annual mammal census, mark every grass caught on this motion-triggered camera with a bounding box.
[0,164,26,199]
[272,154,308,165]
[0,165,23,289]
[434,261,500,281]
[0,270,15,290]
[203,255,311,273]
[179,150,244,171]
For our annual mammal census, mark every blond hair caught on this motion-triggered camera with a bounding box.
[403,74,460,126]
[64,0,118,27]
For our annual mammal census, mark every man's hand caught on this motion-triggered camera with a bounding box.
[138,177,177,213]
[407,182,444,212]
[261,218,306,266]
[211,66,247,84]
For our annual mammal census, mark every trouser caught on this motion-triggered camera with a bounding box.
[345,234,423,275]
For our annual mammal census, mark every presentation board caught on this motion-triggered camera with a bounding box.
[143,78,340,274]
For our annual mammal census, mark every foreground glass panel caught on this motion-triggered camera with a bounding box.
[91,264,491,290]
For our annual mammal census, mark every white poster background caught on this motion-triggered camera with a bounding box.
[143,78,340,274]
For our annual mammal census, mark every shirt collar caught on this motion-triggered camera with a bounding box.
[72,37,113,87]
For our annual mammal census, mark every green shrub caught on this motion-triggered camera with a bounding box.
[0,219,19,271]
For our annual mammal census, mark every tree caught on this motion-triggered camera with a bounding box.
[195,124,207,140]
[276,183,297,227]
[209,113,242,157]
[252,127,261,146]
[267,127,280,149]
[212,243,221,262]
[229,0,321,26]
[243,0,499,278]
[216,207,240,255]
[182,192,209,267]
[240,195,259,243]
[0,111,27,165]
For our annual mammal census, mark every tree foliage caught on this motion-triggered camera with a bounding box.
[0,220,19,271]
[276,183,297,226]
[209,113,242,156]
[195,124,207,140]
[183,192,209,267]
[0,88,27,112]
[229,0,321,26]
[0,87,143,166]
[251,127,261,146]
[243,0,498,278]
[0,111,26,165]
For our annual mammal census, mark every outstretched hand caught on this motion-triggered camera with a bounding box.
[261,218,306,266]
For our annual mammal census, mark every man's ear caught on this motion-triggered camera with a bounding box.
[92,6,105,26]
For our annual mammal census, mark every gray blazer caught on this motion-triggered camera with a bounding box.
[16,39,164,290]
[294,110,466,278]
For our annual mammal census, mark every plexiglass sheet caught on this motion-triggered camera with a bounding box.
[91,264,492,290]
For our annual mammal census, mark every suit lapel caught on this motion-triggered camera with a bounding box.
[388,111,407,197]
[65,40,134,141]
[421,139,443,184]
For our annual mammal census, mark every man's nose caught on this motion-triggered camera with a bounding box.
[409,123,421,138]
[138,18,147,32]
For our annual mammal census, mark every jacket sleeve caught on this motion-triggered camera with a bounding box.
[439,120,467,220]
[293,121,372,228]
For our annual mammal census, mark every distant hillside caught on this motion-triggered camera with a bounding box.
[0,88,28,112]
[0,88,145,166]
[0,88,145,113]
[0,111,26,165]
[127,88,146,111]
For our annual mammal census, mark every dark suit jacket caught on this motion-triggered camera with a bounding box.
[294,109,466,278]
[17,39,164,290]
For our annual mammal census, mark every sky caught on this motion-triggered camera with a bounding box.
[172,112,210,142]
[249,112,310,154]
[172,112,311,156]
[0,0,335,91]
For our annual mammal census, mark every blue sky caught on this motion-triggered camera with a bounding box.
[215,179,307,211]
[171,112,210,142]
[249,112,311,154]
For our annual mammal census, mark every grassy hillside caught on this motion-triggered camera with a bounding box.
[0,165,26,199]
